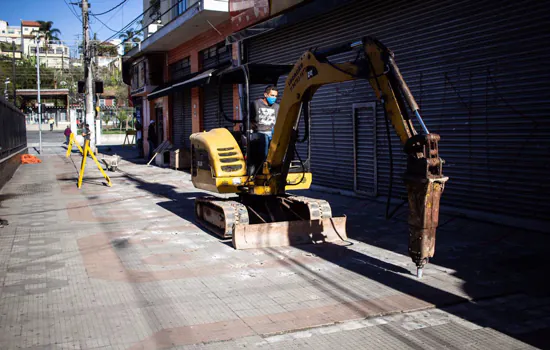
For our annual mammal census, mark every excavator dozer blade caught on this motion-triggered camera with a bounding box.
[232,216,347,250]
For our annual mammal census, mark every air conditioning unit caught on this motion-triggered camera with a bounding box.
[147,23,164,37]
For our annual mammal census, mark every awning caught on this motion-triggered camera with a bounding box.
[147,69,217,101]
[172,68,216,90]
[147,84,175,100]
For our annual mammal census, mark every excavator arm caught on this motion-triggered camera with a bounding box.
[263,37,449,276]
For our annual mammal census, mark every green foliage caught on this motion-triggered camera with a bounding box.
[96,66,122,88]
[0,55,84,108]
[114,85,129,106]
[149,0,161,19]
[36,21,61,46]
[0,42,21,52]
[116,109,131,130]
[119,29,142,54]
[97,44,118,57]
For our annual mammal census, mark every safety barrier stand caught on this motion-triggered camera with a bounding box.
[66,133,112,189]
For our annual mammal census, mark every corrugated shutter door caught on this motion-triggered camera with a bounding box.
[355,104,376,196]
[203,84,234,131]
[246,0,550,219]
[172,91,185,149]
[183,89,192,148]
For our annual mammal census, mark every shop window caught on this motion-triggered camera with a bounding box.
[200,42,230,69]
[169,56,190,79]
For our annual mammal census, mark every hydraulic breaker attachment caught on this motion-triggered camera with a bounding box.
[404,133,448,277]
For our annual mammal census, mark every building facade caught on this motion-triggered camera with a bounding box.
[0,20,22,59]
[19,20,70,69]
[123,0,550,222]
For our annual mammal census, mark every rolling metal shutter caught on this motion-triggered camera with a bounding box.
[202,44,234,131]
[182,89,192,148]
[172,89,193,148]
[170,59,191,149]
[203,84,234,131]
[246,0,550,219]
[172,91,185,149]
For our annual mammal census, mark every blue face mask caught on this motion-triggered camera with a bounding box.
[266,96,277,105]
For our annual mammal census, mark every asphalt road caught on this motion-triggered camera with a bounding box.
[26,130,66,145]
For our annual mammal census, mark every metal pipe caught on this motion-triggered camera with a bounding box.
[414,110,429,135]
[242,65,250,175]
[36,34,42,155]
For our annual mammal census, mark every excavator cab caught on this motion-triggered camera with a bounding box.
[190,63,314,193]
[209,64,301,175]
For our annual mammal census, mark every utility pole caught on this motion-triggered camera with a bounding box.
[81,0,95,151]
[36,33,42,155]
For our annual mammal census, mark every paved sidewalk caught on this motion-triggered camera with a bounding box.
[0,146,548,349]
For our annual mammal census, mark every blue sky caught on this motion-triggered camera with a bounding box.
[0,0,143,55]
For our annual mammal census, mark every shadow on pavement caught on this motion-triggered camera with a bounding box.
[298,193,550,349]
[109,150,550,349]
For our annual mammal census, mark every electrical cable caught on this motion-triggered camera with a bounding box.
[90,13,121,33]
[98,0,163,47]
[286,147,306,186]
[92,0,129,16]
[63,0,83,23]
[363,51,405,220]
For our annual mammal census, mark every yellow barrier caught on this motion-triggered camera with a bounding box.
[65,133,84,157]
[66,133,112,188]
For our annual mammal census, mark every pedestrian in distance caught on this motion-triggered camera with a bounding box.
[82,123,91,142]
[48,117,55,131]
[147,120,158,159]
[64,125,72,144]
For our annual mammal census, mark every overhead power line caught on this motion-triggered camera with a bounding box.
[63,0,83,23]
[92,0,129,16]
[90,14,120,33]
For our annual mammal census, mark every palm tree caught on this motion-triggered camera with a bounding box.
[119,29,141,54]
[36,21,61,68]
[37,21,61,44]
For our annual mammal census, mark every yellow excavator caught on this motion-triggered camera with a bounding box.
[190,37,448,277]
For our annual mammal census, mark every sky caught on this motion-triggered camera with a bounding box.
[0,0,144,56]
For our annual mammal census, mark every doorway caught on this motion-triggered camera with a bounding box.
[353,103,377,196]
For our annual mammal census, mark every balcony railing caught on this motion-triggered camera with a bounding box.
[120,0,200,51]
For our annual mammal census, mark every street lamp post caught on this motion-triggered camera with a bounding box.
[36,33,42,155]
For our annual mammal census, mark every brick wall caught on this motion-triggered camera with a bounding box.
[168,20,233,66]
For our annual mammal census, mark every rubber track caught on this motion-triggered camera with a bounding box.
[195,195,334,239]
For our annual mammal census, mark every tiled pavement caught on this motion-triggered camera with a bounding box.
[0,145,548,349]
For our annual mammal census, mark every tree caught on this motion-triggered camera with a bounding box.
[116,109,131,130]
[119,29,141,54]
[114,84,129,108]
[149,0,161,20]
[37,21,61,45]
[97,43,118,57]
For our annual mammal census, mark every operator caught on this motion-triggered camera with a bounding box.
[249,85,279,158]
